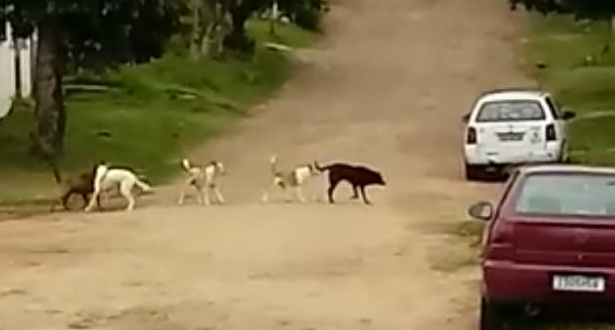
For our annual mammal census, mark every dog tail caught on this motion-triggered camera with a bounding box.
[269,155,278,174]
[180,158,192,172]
[135,178,153,193]
[313,161,331,172]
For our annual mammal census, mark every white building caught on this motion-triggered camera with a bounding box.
[0,21,36,119]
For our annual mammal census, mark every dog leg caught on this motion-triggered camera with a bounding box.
[92,192,104,208]
[120,181,136,211]
[194,186,205,205]
[262,181,277,203]
[203,186,211,206]
[350,185,359,199]
[178,187,186,205]
[61,191,72,210]
[327,178,341,204]
[359,186,371,205]
[85,190,100,212]
[295,186,307,203]
[214,186,225,205]
[282,186,291,203]
[77,193,90,211]
[125,194,136,211]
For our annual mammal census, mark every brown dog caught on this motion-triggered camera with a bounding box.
[50,163,101,211]
[314,161,386,205]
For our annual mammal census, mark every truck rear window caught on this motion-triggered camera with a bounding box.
[476,100,545,122]
[514,173,615,217]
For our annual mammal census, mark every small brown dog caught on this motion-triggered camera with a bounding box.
[50,163,101,211]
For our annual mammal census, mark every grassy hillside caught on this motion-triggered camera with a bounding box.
[524,14,615,166]
[0,20,316,204]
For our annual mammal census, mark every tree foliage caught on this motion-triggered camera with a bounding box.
[187,0,328,58]
[2,0,327,160]
[4,0,186,159]
[508,0,615,20]
[508,0,615,53]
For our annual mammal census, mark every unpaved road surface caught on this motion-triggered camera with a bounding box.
[0,0,530,329]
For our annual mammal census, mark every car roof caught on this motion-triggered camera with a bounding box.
[516,164,615,175]
[477,88,549,103]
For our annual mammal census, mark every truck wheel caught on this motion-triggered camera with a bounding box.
[464,163,482,181]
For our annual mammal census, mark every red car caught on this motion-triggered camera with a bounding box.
[469,164,615,330]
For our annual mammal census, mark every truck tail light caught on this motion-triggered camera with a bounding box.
[545,124,556,141]
[467,127,477,145]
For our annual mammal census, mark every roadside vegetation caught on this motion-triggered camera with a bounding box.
[524,15,615,166]
[0,1,324,204]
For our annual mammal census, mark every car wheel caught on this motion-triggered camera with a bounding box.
[464,163,482,181]
[480,298,506,330]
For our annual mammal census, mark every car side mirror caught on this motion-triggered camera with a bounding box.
[461,113,470,123]
[562,110,576,120]
[468,201,494,221]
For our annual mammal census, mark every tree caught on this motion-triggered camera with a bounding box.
[5,0,184,160]
[508,0,615,52]
[188,0,227,60]
[186,0,328,57]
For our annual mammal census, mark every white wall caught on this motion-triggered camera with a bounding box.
[0,22,16,119]
[18,37,33,97]
[0,21,35,120]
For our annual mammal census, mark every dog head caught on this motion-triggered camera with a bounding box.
[306,163,319,176]
[214,161,226,175]
[365,168,386,186]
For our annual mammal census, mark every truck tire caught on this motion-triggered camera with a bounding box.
[464,163,482,181]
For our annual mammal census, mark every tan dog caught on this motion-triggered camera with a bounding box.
[178,158,226,205]
[49,163,101,211]
[85,163,153,212]
[262,155,319,203]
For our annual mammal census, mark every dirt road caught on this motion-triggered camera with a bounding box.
[0,0,530,329]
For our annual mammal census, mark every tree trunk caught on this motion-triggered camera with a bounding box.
[30,18,66,160]
[201,0,222,58]
[224,4,254,54]
[13,36,22,99]
[602,15,615,54]
[230,6,248,39]
[269,1,278,36]
[189,0,204,61]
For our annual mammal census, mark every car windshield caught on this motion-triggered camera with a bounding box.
[515,173,615,217]
[476,100,545,122]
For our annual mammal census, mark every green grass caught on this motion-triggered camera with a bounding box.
[524,14,615,165]
[0,20,316,204]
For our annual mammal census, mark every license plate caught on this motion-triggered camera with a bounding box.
[496,132,524,142]
[552,275,606,292]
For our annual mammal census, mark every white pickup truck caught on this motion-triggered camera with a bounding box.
[461,88,576,180]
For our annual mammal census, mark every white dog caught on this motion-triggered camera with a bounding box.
[262,155,319,203]
[85,163,153,212]
[178,158,226,205]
